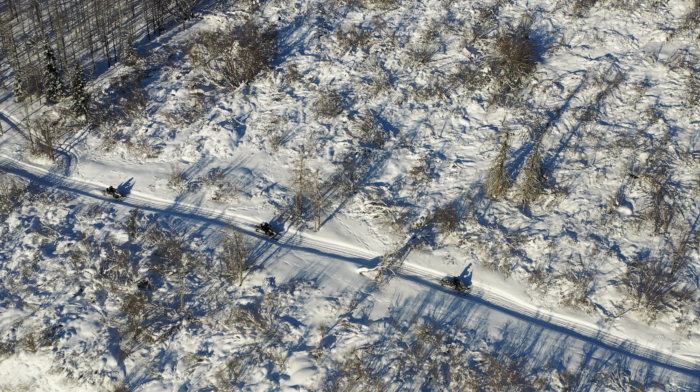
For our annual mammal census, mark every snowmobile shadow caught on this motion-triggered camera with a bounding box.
[459,263,473,287]
[118,177,135,195]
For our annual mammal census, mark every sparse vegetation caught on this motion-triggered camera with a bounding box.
[167,163,188,191]
[312,88,346,119]
[619,233,698,323]
[433,200,462,234]
[518,131,548,207]
[219,225,258,286]
[489,17,537,106]
[485,129,512,199]
[187,20,277,88]
[351,111,388,148]
[0,172,26,221]
[0,0,698,389]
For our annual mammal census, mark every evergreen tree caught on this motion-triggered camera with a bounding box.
[42,44,64,102]
[70,63,89,117]
[13,73,26,102]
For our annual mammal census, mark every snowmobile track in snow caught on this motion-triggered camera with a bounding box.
[1,154,700,380]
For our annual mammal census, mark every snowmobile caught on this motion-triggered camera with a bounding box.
[439,276,470,295]
[103,186,126,200]
[255,222,280,239]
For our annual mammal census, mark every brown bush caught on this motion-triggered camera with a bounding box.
[434,200,461,234]
[485,130,512,199]
[188,21,277,88]
[489,17,537,106]
[219,225,257,286]
[313,89,346,119]
[0,172,26,221]
[619,234,697,323]
[351,111,388,148]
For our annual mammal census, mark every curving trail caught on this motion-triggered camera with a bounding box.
[1,153,700,380]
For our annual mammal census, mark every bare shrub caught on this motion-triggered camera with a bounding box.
[200,167,241,202]
[331,149,376,194]
[679,0,700,35]
[453,61,490,92]
[126,134,162,159]
[578,70,626,126]
[518,133,548,208]
[124,208,144,241]
[0,172,26,221]
[109,383,131,392]
[601,365,655,392]
[410,155,435,185]
[226,300,275,335]
[485,129,512,199]
[30,116,72,161]
[473,347,546,391]
[411,74,452,102]
[164,94,207,126]
[351,111,388,148]
[120,293,150,343]
[361,0,399,9]
[219,225,257,286]
[379,204,411,234]
[215,355,248,391]
[20,333,38,354]
[98,127,121,151]
[99,236,134,284]
[606,184,626,214]
[312,89,346,119]
[336,24,371,53]
[686,66,700,110]
[556,257,597,314]
[639,153,676,234]
[470,1,504,42]
[407,42,439,66]
[619,236,697,323]
[327,346,388,391]
[366,61,392,96]
[285,63,302,84]
[571,0,601,17]
[262,116,291,152]
[286,146,314,220]
[489,17,537,106]
[0,341,16,361]
[643,178,676,235]
[145,222,189,273]
[433,200,461,234]
[187,21,277,88]
[167,163,187,190]
[97,70,148,124]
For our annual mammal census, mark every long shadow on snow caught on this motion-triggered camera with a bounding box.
[4,158,700,383]
[388,287,699,388]
[394,272,700,380]
[0,159,378,268]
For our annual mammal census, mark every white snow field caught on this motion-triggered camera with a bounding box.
[1,0,700,390]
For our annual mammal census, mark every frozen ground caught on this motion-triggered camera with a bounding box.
[1,0,700,390]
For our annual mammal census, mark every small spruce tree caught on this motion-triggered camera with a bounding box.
[42,44,64,102]
[70,63,89,117]
[13,75,26,102]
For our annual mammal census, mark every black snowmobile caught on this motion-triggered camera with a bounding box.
[255,222,280,239]
[440,276,470,295]
[103,186,126,200]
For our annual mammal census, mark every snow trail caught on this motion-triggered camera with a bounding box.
[2,154,699,379]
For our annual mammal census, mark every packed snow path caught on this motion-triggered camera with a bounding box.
[1,153,699,380]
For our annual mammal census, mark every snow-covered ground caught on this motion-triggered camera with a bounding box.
[1,0,700,390]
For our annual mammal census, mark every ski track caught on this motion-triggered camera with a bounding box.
[1,154,700,380]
